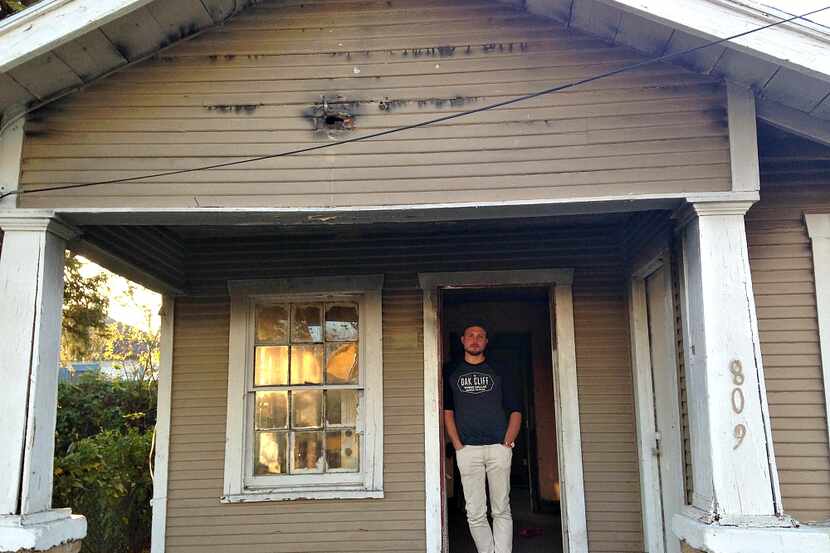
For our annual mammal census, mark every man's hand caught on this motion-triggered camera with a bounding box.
[444,410,465,452]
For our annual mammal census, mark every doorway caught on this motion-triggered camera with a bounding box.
[419,268,587,553]
[442,287,562,553]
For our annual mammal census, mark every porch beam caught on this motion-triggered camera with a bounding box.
[0,116,24,208]
[804,213,830,449]
[0,213,86,551]
[673,200,785,532]
[727,83,760,193]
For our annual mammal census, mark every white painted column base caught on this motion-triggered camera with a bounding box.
[0,510,86,552]
[673,512,830,553]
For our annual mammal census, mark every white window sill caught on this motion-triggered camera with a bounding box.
[221,488,384,503]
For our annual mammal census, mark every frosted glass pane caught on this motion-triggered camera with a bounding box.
[325,342,358,385]
[254,346,288,386]
[290,344,323,385]
[325,303,358,341]
[292,304,322,342]
[256,304,288,343]
[326,430,359,472]
[255,391,288,430]
[291,389,322,429]
[292,431,324,473]
[325,390,358,427]
[254,431,287,475]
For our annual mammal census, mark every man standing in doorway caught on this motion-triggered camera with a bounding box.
[444,323,522,553]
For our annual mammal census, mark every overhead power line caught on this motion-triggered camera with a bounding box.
[2,5,828,201]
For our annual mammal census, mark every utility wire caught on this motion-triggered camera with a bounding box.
[2,5,828,201]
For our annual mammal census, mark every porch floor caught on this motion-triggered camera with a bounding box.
[449,489,563,553]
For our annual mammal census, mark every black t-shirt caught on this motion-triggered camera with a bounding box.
[443,359,522,446]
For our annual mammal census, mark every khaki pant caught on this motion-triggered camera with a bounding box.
[455,444,513,553]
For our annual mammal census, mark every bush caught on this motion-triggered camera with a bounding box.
[53,375,157,553]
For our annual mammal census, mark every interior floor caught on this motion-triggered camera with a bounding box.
[449,488,562,553]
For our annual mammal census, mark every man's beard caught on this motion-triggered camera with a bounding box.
[464,347,485,356]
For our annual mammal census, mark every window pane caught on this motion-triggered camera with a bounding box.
[291,389,322,429]
[325,303,358,341]
[254,346,288,386]
[326,430,359,472]
[325,390,358,427]
[255,391,288,430]
[292,304,323,342]
[292,431,324,473]
[254,431,287,475]
[256,304,288,343]
[290,344,323,385]
[326,342,358,384]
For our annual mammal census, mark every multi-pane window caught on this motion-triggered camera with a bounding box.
[251,301,361,476]
[224,276,383,502]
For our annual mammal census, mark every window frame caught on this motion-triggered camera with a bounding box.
[222,275,384,502]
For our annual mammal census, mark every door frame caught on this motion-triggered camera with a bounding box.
[419,268,587,553]
[628,250,686,553]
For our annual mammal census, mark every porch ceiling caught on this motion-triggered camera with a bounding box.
[67,208,638,294]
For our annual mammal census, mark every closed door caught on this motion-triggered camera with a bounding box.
[645,266,685,553]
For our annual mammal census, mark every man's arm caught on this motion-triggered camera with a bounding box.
[443,410,464,450]
[503,411,522,447]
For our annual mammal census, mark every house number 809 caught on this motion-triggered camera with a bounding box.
[730,360,747,450]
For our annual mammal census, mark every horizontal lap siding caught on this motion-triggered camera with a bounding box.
[165,219,644,552]
[167,277,427,553]
[19,0,729,208]
[747,151,830,522]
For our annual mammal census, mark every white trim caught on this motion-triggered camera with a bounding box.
[0,0,155,72]
[679,202,782,518]
[552,283,589,553]
[418,268,586,553]
[150,296,174,553]
[804,213,830,449]
[222,275,384,502]
[0,116,24,208]
[0,218,71,516]
[421,286,443,553]
[673,510,830,553]
[629,273,666,553]
[591,0,830,78]
[12,192,761,227]
[418,268,574,289]
[727,82,760,193]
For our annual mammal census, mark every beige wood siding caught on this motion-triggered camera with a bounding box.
[747,129,830,523]
[165,217,645,552]
[19,0,729,209]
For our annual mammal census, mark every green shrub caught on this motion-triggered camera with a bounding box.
[54,375,156,553]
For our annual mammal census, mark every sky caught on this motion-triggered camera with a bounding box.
[78,257,161,332]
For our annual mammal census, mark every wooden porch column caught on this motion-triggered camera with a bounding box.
[0,213,86,553]
[676,201,781,520]
[670,200,802,552]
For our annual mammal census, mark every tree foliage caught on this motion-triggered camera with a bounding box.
[62,252,110,366]
[0,0,42,20]
[54,375,156,553]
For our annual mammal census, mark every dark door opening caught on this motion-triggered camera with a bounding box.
[441,287,562,553]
